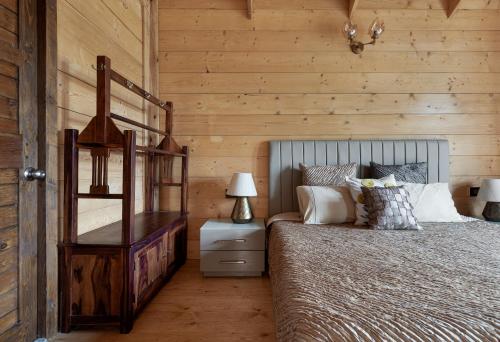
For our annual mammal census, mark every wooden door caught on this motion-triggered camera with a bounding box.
[0,0,39,340]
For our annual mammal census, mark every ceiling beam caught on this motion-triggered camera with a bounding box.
[447,0,462,18]
[247,0,253,19]
[348,0,360,19]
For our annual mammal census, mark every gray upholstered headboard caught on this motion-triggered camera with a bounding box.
[268,140,449,217]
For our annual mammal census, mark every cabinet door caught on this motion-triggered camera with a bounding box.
[133,237,163,308]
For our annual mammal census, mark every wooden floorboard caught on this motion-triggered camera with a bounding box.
[53,260,275,341]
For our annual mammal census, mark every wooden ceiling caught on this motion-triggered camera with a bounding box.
[245,0,477,19]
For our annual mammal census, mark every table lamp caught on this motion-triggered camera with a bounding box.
[227,173,257,223]
[478,179,500,221]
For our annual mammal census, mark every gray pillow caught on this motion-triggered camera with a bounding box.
[370,162,427,183]
[362,186,420,230]
[300,163,357,186]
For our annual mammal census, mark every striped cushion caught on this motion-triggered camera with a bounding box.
[300,163,357,186]
[370,162,427,183]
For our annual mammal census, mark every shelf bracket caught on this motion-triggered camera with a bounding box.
[247,0,253,19]
[348,0,360,19]
[447,0,462,18]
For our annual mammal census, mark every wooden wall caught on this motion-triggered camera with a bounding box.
[161,0,500,259]
[57,0,154,235]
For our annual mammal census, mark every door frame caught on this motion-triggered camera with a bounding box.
[36,0,58,339]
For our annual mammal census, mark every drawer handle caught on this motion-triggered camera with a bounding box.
[219,259,246,264]
[213,239,246,244]
[0,241,7,250]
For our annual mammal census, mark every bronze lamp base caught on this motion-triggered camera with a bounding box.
[231,197,254,224]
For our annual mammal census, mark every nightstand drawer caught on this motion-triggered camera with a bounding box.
[200,229,265,251]
[200,251,264,274]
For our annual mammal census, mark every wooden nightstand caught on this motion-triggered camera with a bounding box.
[200,219,265,277]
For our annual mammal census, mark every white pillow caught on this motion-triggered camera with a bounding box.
[345,174,397,225]
[296,186,355,224]
[401,182,463,222]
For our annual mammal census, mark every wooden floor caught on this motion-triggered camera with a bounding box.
[54,260,275,342]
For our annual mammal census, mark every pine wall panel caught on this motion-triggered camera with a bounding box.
[158,0,500,259]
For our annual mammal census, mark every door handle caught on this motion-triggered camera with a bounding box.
[24,167,46,181]
[219,260,246,264]
[214,239,246,244]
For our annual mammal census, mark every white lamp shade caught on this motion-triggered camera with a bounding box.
[227,173,257,197]
[478,179,500,202]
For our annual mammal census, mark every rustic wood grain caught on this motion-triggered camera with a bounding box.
[37,0,59,337]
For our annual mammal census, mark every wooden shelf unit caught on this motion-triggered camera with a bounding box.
[58,56,189,334]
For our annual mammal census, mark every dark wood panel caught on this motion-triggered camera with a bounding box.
[0,225,16,253]
[0,5,16,33]
[0,169,17,184]
[0,206,16,229]
[0,27,16,47]
[0,118,17,134]
[0,135,21,168]
[0,96,17,121]
[0,41,22,66]
[0,267,17,298]
[77,211,185,245]
[0,288,16,317]
[0,61,16,78]
[37,0,58,336]
[71,254,123,317]
[0,184,16,206]
[0,0,17,13]
[0,310,17,336]
[0,74,16,99]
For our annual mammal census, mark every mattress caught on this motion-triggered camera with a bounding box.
[268,220,500,341]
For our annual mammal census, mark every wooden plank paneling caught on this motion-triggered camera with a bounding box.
[173,114,499,136]
[158,9,500,31]
[0,0,17,13]
[160,51,498,73]
[0,135,21,168]
[159,1,500,259]
[161,93,500,115]
[173,135,500,157]
[0,5,16,33]
[0,73,16,99]
[159,30,500,52]
[160,72,500,94]
[0,60,16,78]
[160,0,500,10]
[0,96,16,120]
[361,0,499,10]
[102,0,143,41]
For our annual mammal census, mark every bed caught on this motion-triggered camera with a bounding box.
[267,140,500,341]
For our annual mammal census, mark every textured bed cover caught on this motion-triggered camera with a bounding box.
[268,220,499,341]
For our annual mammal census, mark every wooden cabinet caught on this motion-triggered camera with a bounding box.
[132,223,187,312]
[60,216,187,333]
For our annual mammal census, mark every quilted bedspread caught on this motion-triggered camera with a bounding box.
[268,220,500,341]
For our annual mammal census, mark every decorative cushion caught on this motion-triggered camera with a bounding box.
[401,182,463,222]
[361,186,420,230]
[370,162,427,183]
[300,163,357,186]
[296,186,356,224]
[346,174,397,225]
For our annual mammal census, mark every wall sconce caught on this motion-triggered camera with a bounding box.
[343,18,385,54]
